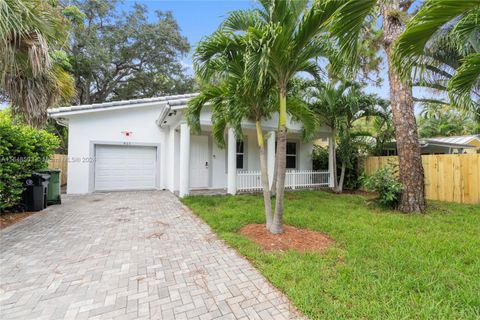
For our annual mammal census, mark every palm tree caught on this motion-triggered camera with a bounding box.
[328,0,426,212]
[336,85,384,192]
[308,81,345,192]
[357,102,396,157]
[0,0,75,128]
[189,30,317,230]
[222,0,339,233]
[187,31,277,228]
[309,81,383,192]
[393,0,480,118]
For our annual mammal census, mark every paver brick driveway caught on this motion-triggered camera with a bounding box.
[0,191,301,320]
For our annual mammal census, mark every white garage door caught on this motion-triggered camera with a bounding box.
[94,145,157,191]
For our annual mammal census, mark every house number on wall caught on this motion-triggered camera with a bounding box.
[121,131,133,137]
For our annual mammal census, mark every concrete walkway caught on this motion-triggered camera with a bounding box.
[0,191,301,320]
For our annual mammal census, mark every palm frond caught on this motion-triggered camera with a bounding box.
[221,9,262,32]
[452,9,480,54]
[287,96,317,142]
[448,53,480,116]
[293,0,342,55]
[393,0,480,79]
[328,0,376,75]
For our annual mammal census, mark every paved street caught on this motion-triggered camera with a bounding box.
[0,191,300,320]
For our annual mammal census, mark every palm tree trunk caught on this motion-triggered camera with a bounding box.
[270,89,287,234]
[335,162,346,193]
[381,2,425,213]
[270,156,277,196]
[256,121,273,229]
[270,123,281,196]
[331,127,338,190]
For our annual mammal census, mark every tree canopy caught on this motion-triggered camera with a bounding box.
[68,0,194,104]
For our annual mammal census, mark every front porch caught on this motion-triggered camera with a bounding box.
[165,122,335,197]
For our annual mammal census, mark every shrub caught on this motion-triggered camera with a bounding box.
[0,115,59,212]
[362,166,403,209]
[312,145,329,170]
[312,144,362,190]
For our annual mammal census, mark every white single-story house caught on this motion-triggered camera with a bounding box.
[48,93,334,197]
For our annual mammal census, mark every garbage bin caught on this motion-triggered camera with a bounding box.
[22,172,50,211]
[38,169,61,205]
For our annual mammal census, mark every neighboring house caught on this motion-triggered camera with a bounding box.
[381,135,479,156]
[48,93,334,197]
[425,135,480,154]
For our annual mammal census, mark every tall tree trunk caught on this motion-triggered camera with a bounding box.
[256,120,273,229]
[270,156,277,196]
[381,2,426,213]
[270,89,288,234]
[270,123,280,196]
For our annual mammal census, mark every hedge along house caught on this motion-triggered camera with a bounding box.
[48,93,334,197]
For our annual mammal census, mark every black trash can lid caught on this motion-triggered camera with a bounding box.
[33,172,51,180]
[25,173,46,186]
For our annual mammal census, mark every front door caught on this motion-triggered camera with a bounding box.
[190,135,209,189]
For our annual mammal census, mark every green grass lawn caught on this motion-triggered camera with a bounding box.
[182,191,480,320]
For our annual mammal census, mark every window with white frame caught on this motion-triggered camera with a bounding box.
[236,140,245,169]
[286,142,297,169]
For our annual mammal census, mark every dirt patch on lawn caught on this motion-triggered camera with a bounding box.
[239,224,334,253]
[0,212,35,229]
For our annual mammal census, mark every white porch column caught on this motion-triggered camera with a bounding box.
[168,128,177,192]
[328,134,335,188]
[267,131,276,189]
[160,129,167,189]
[227,128,237,195]
[179,123,190,197]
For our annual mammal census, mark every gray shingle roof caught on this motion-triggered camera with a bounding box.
[426,135,480,145]
[48,93,198,116]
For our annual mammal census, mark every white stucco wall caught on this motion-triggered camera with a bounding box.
[66,105,166,194]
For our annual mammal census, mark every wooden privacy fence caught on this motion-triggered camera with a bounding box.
[364,154,480,204]
[47,154,68,186]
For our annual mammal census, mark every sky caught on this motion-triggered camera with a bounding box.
[122,0,253,47]
[120,0,254,77]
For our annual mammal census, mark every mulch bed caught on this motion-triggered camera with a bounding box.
[239,224,334,253]
[0,212,35,229]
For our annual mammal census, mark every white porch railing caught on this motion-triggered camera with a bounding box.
[285,170,330,189]
[237,169,330,192]
[237,170,263,192]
